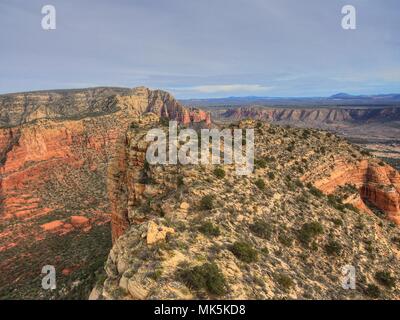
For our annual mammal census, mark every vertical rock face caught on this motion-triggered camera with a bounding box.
[0,87,211,224]
[312,159,400,224]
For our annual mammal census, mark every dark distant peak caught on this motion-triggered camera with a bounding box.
[330,93,357,99]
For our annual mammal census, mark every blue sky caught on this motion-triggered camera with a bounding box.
[0,0,399,98]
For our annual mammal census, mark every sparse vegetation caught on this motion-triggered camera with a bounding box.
[200,195,214,210]
[298,222,323,245]
[324,240,342,256]
[365,284,381,298]
[375,271,396,289]
[249,220,272,240]
[178,263,227,296]
[254,178,266,190]
[213,167,226,179]
[275,273,294,292]
[199,222,220,237]
[230,241,258,263]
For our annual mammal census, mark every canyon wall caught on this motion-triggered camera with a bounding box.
[0,87,210,297]
[309,159,400,224]
[220,106,400,124]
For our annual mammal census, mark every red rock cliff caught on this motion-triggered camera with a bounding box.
[311,159,400,224]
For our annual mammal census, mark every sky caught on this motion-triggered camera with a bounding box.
[0,0,399,98]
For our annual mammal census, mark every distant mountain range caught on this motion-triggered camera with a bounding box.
[180,93,400,107]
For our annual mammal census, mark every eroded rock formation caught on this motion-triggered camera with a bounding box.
[0,87,210,298]
[310,159,400,224]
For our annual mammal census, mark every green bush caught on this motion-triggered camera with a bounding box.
[298,222,323,244]
[307,183,324,198]
[249,220,272,240]
[130,122,139,129]
[177,175,184,187]
[254,179,266,190]
[325,240,342,256]
[213,167,226,179]
[254,158,267,169]
[230,241,258,263]
[267,172,275,180]
[375,271,396,289]
[275,273,294,292]
[199,222,220,237]
[179,263,227,296]
[295,179,303,188]
[278,234,293,247]
[365,284,381,298]
[200,195,214,210]
[147,269,163,281]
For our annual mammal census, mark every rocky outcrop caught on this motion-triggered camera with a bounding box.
[310,159,400,224]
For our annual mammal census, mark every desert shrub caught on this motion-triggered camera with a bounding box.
[331,218,343,226]
[147,269,163,281]
[213,167,225,179]
[275,273,294,292]
[177,175,184,187]
[325,240,342,256]
[230,241,258,263]
[375,271,396,289]
[267,172,275,180]
[327,194,347,212]
[287,145,294,152]
[130,122,139,129]
[254,158,267,169]
[295,179,303,188]
[302,129,310,138]
[306,183,324,198]
[254,179,266,190]
[365,284,381,298]
[298,222,323,244]
[278,234,293,247]
[249,220,272,240]
[178,263,227,295]
[140,173,154,185]
[200,195,214,210]
[199,222,220,237]
[344,203,359,213]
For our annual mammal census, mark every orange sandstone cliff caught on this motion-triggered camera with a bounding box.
[307,159,400,225]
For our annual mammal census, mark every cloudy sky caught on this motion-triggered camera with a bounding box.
[0,0,399,98]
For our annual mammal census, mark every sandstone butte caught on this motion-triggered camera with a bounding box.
[0,87,210,299]
[0,86,399,299]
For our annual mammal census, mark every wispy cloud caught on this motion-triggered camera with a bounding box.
[171,84,274,94]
